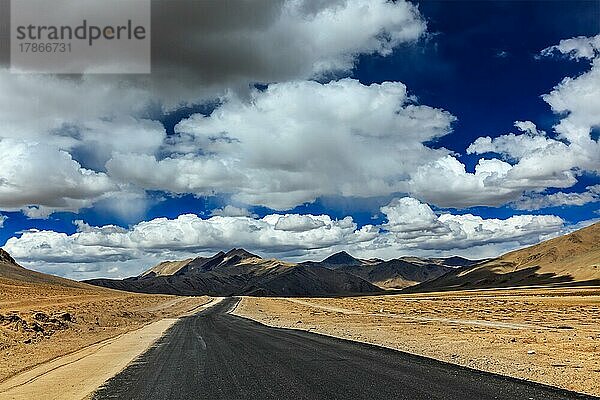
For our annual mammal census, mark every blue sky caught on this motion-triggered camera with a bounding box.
[0,0,598,278]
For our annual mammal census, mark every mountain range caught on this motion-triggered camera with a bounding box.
[85,248,383,297]
[81,222,600,295]
[300,252,475,288]
[2,222,599,297]
[84,248,476,296]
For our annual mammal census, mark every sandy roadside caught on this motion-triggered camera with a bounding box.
[0,279,213,382]
[233,288,600,396]
[0,297,224,400]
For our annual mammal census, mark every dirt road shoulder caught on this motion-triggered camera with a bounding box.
[0,297,223,400]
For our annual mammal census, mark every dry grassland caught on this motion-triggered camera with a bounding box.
[234,288,600,396]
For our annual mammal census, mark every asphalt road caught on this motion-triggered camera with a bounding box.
[93,297,594,400]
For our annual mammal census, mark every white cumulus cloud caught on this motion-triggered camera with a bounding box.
[4,197,566,279]
[513,185,600,210]
[210,205,257,218]
[0,139,116,216]
[0,0,429,216]
[408,35,600,208]
[540,34,600,60]
[107,79,455,210]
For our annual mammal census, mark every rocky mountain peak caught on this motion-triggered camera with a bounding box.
[322,251,360,265]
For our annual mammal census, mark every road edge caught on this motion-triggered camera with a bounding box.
[231,296,599,400]
[0,297,224,400]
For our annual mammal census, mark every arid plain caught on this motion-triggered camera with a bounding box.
[1,223,599,398]
[0,276,210,382]
[234,287,600,396]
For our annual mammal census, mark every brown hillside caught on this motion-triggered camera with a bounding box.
[0,248,210,382]
[488,222,600,279]
[0,248,94,290]
[411,222,600,292]
[140,258,195,277]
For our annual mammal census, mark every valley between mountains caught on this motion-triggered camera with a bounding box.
[85,222,600,298]
[0,223,598,398]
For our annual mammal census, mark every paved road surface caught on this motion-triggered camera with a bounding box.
[93,297,594,400]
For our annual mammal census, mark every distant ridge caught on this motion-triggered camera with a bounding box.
[430,256,485,267]
[86,249,381,297]
[0,248,16,265]
[409,222,600,292]
[321,251,362,266]
[89,245,472,295]
[301,252,477,289]
[0,248,98,290]
[140,249,261,278]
